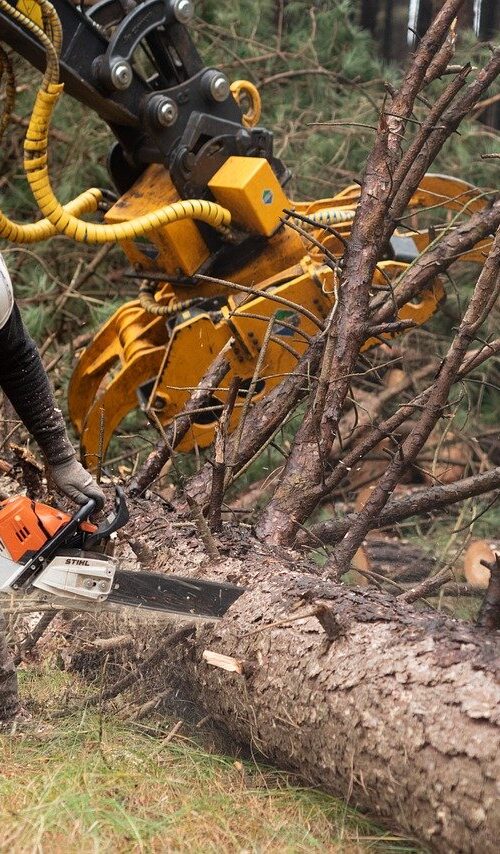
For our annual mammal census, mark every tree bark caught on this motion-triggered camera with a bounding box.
[298,466,500,547]
[194,591,498,853]
[0,607,19,720]
[187,576,499,853]
[76,503,500,853]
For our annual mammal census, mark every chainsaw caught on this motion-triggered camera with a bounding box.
[0,488,243,620]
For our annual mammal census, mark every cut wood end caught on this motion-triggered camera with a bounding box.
[351,545,370,586]
[349,438,391,493]
[203,649,244,674]
[355,481,413,512]
[420,436,472,485]
[355,485,375,512]
[463,541,500,589]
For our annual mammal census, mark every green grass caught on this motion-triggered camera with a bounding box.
[0,666,422,853]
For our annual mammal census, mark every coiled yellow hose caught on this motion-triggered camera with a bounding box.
[139,280,204,317]
[0,0,232,245]
[303,208,356,227]
[0,189,103,243]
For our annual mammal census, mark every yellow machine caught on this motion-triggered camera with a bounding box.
[0,0,493,467]
[68,171,490,463]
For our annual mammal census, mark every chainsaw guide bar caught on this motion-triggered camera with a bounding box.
[109,569,244,619]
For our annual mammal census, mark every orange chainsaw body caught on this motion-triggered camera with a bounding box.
[0,496,96,562]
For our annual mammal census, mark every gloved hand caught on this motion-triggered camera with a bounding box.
[48,455,105,510]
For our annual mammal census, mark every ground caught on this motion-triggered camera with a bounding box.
[0,666,423,854]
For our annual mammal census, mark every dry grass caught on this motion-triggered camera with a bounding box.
[0,666,422,854]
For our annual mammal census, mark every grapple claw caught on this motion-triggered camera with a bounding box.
[68,172,492,467]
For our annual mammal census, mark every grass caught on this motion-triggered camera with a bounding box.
[0,666,423,854]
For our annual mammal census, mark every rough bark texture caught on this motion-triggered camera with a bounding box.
[323,227,500,576]
[0,607,19,720]
[73,502,500,854]
[256,0,469,548]
[189,570,499,853]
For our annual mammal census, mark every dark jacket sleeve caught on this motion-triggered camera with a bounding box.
[0,303,74,465]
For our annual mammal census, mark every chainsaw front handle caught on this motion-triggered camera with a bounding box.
[88,486,129,546]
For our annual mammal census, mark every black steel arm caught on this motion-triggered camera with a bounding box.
[0,0,145,126]
[0,0,286,199]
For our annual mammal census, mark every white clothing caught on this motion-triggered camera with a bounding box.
[0,253,14,330]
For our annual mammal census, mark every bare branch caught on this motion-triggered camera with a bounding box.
[256,0,476,547]
[326,228,500,575]
[298,467,500,548]
[129,346,232,497]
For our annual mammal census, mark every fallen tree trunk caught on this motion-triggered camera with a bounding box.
[74,503,500,854]
[185,574,499,853]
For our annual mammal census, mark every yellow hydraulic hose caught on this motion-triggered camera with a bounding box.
[139,280,204,317]
[303,208,356,227]
[22,83,231,243]
[230,80,261,128]
[41,0,62,55]
[0,189,103,243]
[0,0,60,85]
[0,0,232,245]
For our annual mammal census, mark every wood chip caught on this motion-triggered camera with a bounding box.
[203,650,244,674]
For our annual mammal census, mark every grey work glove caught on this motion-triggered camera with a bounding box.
[49,455,105,510]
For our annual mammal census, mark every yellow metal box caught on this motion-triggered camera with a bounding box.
[208,156,290,237]
[105,164,210,276]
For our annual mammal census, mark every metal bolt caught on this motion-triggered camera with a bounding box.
[209,72,230,102]
[110,59,133,91]
[84,579,95,590]
[172,0,194,24]
[99,580,109,591]
[155,97,178,127]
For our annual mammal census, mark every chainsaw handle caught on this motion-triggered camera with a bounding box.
[85,486,129,547]
[77,498,97,520]
[12,490,129,589]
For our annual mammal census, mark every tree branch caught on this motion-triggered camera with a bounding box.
[326,228,500,575]
[298,467,500,548]
[129,346,232,497]
[256,0,475,547]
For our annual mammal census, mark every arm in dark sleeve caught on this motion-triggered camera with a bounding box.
[0,303,74,465]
